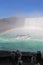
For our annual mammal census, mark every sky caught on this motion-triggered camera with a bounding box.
[0,0,43,18]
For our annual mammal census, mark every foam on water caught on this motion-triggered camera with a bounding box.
[0,37,43,52]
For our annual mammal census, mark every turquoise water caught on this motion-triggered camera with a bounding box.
[0,38,43,52]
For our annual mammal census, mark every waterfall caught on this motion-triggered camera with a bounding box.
[25,18,30,28]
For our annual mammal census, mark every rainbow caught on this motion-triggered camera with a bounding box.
[0,26,23,35]
[0,28,16,35]
[0,25,43,35]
